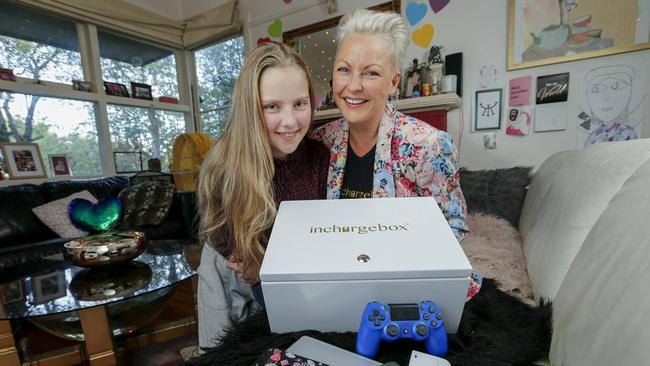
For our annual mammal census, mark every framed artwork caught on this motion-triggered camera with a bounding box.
[104,81,130,97]
[32,271,66,304]
[131,82,153,100]
[474,89,503,131]
[535,73,570,132]
[0,142,47,179]
[0,280,25,305]
[72,80,93,92]
[49,154,72,177]
[113,151,143,173]
[0,67,16,81]
[507,0,650,70]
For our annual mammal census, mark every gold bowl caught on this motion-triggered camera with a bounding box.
[63,231,147,268]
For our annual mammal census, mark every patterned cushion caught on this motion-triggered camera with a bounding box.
[31,190,97,238]
[118,182,175,228]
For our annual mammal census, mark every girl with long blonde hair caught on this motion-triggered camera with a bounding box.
[196,42,329,349]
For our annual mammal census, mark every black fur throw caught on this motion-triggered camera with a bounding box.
[185,279,551,366]
[459,167,533,228]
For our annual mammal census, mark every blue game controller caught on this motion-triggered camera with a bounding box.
[356,301,448,359]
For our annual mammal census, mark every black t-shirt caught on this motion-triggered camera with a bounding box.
[341,144,375,199]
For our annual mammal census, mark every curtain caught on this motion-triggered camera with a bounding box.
[11,0,241,49]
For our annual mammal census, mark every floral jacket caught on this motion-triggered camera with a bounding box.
[312,102,469,242]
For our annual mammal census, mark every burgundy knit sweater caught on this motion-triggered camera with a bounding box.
[212,138,330,258]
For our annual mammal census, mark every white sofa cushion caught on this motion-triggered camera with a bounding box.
[550,156,650,365]
[519,139,650,300]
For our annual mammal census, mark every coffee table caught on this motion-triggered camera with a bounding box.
[0,240,197,366]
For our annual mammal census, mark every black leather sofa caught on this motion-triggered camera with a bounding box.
[0,176,197,272]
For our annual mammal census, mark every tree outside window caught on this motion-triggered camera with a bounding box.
[195,36,245,139]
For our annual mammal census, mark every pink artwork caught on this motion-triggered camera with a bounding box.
[506,106,533,136]
[509,76,532,106]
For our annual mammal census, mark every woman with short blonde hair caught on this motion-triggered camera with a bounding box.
[313,9,469,241]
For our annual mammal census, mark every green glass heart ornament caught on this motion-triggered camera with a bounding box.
[68,198,123,233]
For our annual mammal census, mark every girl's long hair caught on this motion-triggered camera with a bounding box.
[197,42,314,282]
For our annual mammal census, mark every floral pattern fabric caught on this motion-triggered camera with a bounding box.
[312,102,469,242]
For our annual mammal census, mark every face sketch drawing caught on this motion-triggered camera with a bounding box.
[583,65,639,146]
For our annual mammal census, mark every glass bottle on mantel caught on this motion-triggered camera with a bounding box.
[422,83,431,97]
[431,76,439,95]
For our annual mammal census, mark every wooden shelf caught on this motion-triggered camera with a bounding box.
[313,93,462,121]
[0,78,190,112]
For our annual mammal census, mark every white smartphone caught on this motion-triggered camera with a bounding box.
[409,350,452,366]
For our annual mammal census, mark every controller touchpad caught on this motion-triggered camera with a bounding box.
[388,304,419,321]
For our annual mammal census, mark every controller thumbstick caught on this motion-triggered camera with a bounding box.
[416,323,428,336]
[386,324,399,337]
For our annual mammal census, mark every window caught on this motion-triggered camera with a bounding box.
[0,2,83,84]
[107,105,185,172]
[98,30,179,98]
[0,92,100,176]
[195,36,244,138]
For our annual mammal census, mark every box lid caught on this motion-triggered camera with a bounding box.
[260,197,472,282]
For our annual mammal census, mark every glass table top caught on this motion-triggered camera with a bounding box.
[0,240,196,319]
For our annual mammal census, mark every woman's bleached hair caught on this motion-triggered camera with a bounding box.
[197,42,314,283]
[336,9,408,72]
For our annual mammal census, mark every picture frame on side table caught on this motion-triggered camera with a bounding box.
[0,142,47,179]
[72,80,93,92]
[474,89,503,131]
[131,82,153,100]
[104,81,130,97]
[507,0,650,70]
[0,67,17,81]
[113,151,143,173]
[0,280,25,305]
[49,154,72,177]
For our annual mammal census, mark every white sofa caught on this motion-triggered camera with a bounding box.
[517,139,650,365]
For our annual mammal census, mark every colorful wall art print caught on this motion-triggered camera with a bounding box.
[506,106,533,135]
[576,62,646,148]
[509,75,532,105]
[508,0,650,70]
[535,73,569,132]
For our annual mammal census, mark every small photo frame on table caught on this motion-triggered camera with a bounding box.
[0,67,16,81]
[474,88,503,131]
[131,82,153,100]
[1,280,25,305]
[32,271,66,304]
[72,80,93,92]
[49,154,72,177]
[113,151,143,173]
[0,142,47,179]
[104,81,130,97]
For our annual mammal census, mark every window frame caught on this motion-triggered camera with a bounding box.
[0,14,202,185]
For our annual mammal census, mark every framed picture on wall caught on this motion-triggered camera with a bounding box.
[474,89,503,131]
[0,142,47,179]
[507,0,650,70]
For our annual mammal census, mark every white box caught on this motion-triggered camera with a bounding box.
[260,197,472,334]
